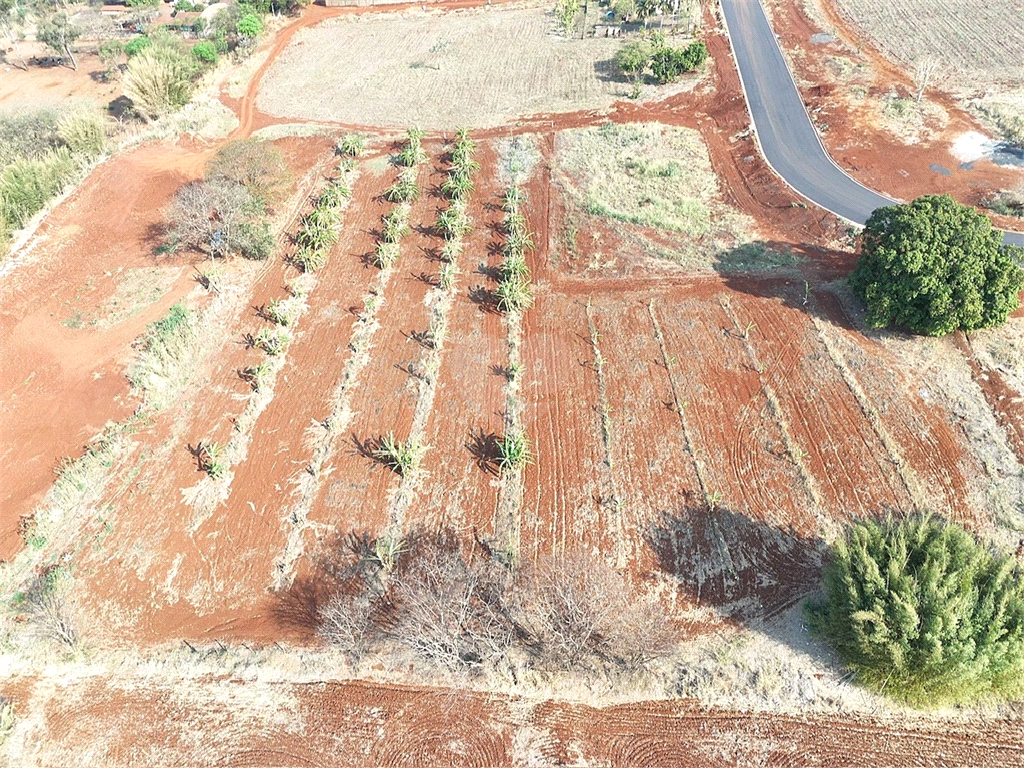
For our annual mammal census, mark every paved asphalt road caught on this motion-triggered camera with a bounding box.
[718,0,1024,248]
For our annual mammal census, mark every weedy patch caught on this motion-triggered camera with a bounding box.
[127,303,199,412]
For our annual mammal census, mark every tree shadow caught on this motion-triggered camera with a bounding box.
[468,284,499,314]
[647,504,826,625]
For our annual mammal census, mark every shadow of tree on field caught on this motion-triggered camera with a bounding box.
[647,504,826,624]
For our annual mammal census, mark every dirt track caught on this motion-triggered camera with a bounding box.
[6,675,1023,768]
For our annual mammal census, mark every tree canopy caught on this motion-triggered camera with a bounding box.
[806,514,1024,707]
[849,195,1024,336]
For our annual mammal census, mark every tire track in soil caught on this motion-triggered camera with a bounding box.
[304,152,445,540]
[588,296,702,574]
[651,294,813,530]
[722,286,913,521]
[23,675,1024,768]
[404,145,506,542]
[519,293,607,563]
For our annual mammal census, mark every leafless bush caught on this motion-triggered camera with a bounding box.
[15,568,79,649]
[387,531,515,671]
[207,139,292,210]
[313,530,678,675]
[514,553,676,669]
[165,179,273,260]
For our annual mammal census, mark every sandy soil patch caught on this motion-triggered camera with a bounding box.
[256,5,640,129]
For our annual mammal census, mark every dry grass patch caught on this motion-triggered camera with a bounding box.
[555,123,757,266]
[256,6,637,129]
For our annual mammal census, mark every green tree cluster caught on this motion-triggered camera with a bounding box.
[850,195,1024,336]
[807,514,1024,707]
[614,34,708,96]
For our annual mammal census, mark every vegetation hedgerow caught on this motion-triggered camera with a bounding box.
[806,514,1024,707]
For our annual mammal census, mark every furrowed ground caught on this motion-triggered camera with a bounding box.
[2,3,1023,766]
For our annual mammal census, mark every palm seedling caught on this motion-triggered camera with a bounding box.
[374,241,401,268]
[441,168,475,201]
[500,250,530,282]
[198,441,228,479]
[382,205,411,243]
[436,204,470,240]
[293,245,327,273]
[241,361,272,392]
[253,327,289,356]
[265,297,298,327]
[319,180,351,209]
[371,536,407,573]
[440,238,463,263]
[438,260,458,290]
[337,132,366,157]
[503,186,524,213]
[496,276,534,312]
[496,431,532,471]
[385,172,420,203]
[373,432,424,476]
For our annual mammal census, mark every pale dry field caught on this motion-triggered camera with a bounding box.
[255,5,630,128]
[828,0,1024,88]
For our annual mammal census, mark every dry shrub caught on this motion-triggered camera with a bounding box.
[165,178,272,260]
[314,530,678,675]
[207,139,291,210]
[13,567,78,649]
[387,531,514,671]
[514,553,677,669]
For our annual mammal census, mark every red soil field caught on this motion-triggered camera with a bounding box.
[4,3,1023,765]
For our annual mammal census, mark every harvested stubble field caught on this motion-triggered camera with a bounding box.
[826,0,1024,88]
[256,5,647,129]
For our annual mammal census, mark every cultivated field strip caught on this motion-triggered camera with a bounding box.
[722,290,912,520]
[588,298,703,572]
[304,154,446,539]
[652,297,815,531]
[519,294,609,562]
[405,155,506,540]
[69,155,349,632]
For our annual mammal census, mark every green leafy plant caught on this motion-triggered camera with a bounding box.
[374,241,400,268]
[385,171,420,203]
[265,297,296,326]
[496,431,532,471]
[191,40,218,65]
[372,536,407,572]
[382,205,411,243]
[806,514,1024,707]
[436,204,470,240]
[496,276,534,312]
[337,133,366,158]
[241,361,272,392]
[438,260,458,290]
[373,433,424,476]
[253,327,289,355]
[198,440,227,479]
[850,195,1024,335]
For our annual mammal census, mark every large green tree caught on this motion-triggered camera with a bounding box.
[807,514,1024,707]
[850,195,1024,336]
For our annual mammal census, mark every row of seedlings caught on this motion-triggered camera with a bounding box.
[196,156,359,480]
[373,129,481,483]
[491,185,536,556]
[374,128,425,269]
